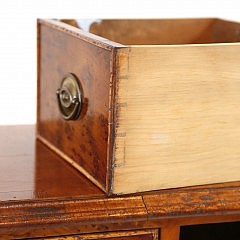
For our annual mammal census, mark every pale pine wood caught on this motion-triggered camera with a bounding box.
[112,43,240,194]
[90,19,215,45]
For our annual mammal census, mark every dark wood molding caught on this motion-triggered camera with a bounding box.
[0,182,239,239]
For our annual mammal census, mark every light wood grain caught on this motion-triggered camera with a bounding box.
[112,43,240,194]
[90,19,215,45]
[90,18,240,45]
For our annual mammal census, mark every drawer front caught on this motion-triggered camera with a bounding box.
[37,20,115,190]
[39,230,158,240]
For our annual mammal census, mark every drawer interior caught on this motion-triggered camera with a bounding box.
[61,18,240,45]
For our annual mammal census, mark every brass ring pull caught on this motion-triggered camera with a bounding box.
[56,73,82,120]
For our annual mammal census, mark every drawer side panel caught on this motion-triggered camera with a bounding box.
[113,44,240,194]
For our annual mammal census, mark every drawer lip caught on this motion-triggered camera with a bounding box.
[37,19,126,50]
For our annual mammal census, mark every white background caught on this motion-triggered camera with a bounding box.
[0,0,240,125]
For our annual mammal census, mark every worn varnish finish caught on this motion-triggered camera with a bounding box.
[0,181,240,238]
[0,125,239,239]
[0,125,103,201]
[37,19,123,192]
[35,140,104,199]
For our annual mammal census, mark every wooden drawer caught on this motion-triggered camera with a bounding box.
[36,230,158,240]
[37,18,240,195]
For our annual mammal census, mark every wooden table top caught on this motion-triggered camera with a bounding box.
[0,125,239,239]
[0,125,104,201]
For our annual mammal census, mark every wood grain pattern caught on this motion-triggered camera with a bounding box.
[2,18,240,239]
[42,230,158,240]
[90,19,240,45]
[0,125,35,200]
[112,43,240,194]
[0,179,240,239]
[37,19,123,192]
[38,19,240,195]
[90,19,215,45]
[0,125,103,201]
[0,125,239,238]
[143,186,240,219]
[0,195,147,239]
[35,140,104,199]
